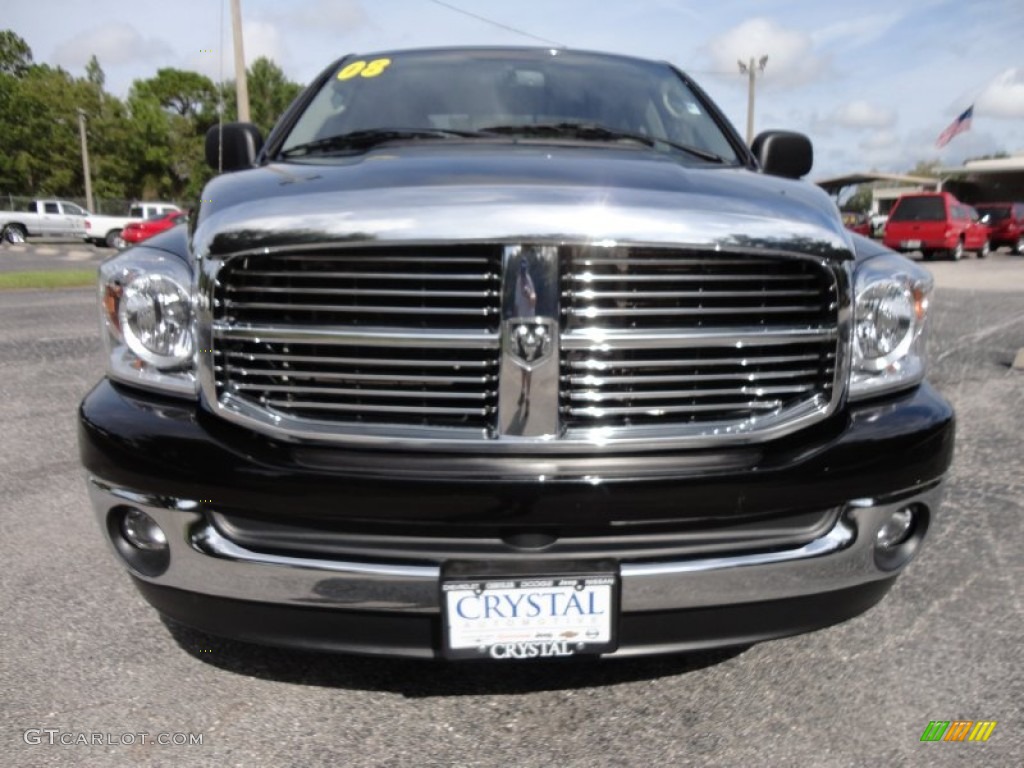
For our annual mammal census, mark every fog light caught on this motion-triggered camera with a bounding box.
[121,508,168,551]
[876,506,915,550]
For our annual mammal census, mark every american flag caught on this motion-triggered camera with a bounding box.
[935,105,973,149]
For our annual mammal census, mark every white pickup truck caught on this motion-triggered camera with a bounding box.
[84,201,181,248]
[0,199,88,243]
[0,199,181,247]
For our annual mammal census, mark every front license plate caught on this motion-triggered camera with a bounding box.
[442,573,618,660]
[902,239,922,249]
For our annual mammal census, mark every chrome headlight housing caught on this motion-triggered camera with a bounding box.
[849,253,932,400]
[98,248,197,398]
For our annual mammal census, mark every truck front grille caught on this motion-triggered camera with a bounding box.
[208,242,845,449]
[560,247,839,430]
[212,246,501,432]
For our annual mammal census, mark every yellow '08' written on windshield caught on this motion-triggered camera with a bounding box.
[336,59,392,81]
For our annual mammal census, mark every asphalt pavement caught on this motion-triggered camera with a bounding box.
[0,239,112,273]
[1,249,1021,767]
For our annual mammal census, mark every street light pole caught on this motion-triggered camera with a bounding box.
[77,108,94,212]
[737,56,768,145]
[231,0,251,122]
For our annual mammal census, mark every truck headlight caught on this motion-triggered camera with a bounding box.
[98,248,198,398]
[849,253,931,401]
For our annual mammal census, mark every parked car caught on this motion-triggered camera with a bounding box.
[841,211,872,236]
[80,202,180,249]
[883,191,989,260]
[974,202,1024,254]
[127,202,180,220]
[81,47,953,661]
[0,199,88,243]
[119,210,188,247]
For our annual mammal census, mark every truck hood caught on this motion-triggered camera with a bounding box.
[193,143,852,260]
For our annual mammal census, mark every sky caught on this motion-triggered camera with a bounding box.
[7,0,1024,180]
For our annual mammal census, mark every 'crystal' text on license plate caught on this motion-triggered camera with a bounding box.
[442,575,616,659]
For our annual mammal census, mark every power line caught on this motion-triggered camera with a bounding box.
[425,0,565,48]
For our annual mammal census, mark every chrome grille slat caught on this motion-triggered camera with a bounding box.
[568,384,814,401]
[269,255,493,264]
[567,401,784,417]
[236,270,494,281]
[225,286,495,299]
[570,273,817,282]
[570,289,821,300]
[567,369,824,385]
[232,383,492,400]
[223,351,493,368]
[220,300,495,317]
[223,368,493,385]
[569,352,829,369]
[212,324,498,349]
[265,400,491,417]
[565,305,829,318]
[572,257,803,267]
[561,327,837,350]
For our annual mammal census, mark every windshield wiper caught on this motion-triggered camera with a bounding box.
[279,128,482,158]
[477,122,727,163]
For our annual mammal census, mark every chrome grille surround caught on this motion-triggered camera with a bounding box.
[198,241,850,452]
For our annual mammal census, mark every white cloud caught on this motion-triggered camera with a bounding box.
[242,20,286,68]
[52,23,173,69]
[976,67,1024,119]
[831,101,897,130]
[706,18,828,88]
[859,130,899,152]
[288,0,368,30]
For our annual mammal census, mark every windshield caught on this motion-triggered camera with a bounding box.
[975,205,1009,221]
[280,49,740,164]
[890,197,946,222]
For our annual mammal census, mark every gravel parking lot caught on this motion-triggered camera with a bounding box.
[1,249,1021,767]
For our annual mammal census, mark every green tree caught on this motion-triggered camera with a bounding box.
[127,68,221,200]
[905,160,941,178]
[843,184,873,213]
[0,64,90,195]
[0,29,33,77]
[220,56,303,136]
[85,55,105,91]
[133,67,219,121]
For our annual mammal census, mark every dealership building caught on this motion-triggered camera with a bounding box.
[817,153,1024,215]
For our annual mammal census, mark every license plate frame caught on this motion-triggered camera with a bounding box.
[903,239,922,249]
[440,561,619,660]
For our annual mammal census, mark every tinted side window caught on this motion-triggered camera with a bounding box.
[977,206,1009,222]
[889,197,945,222]
[44,202,59,214]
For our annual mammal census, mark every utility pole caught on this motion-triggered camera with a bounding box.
[737,56,768,145]
[77,108,94,212]
[231,0,250,122]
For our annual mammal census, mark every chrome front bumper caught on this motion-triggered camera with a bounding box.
[88,477,943,615]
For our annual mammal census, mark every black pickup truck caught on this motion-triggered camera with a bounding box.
[79,47,954,660]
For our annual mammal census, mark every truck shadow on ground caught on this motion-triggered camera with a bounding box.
[163,618,749,697]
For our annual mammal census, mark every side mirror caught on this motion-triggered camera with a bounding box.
[751,130,813,179]
[205,122,264,172]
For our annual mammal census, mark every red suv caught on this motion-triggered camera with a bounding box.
[974,202,1024,254]
[883,192,989,260]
